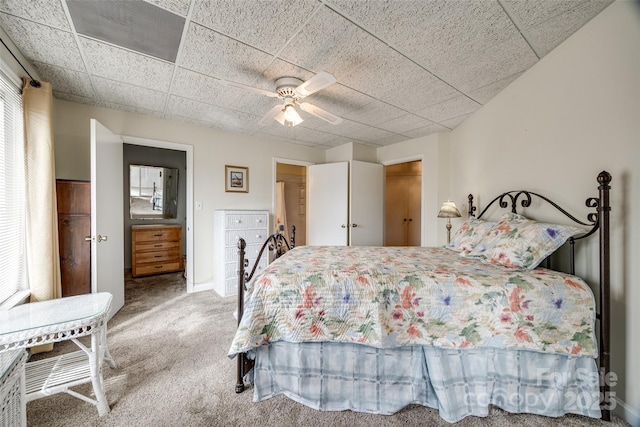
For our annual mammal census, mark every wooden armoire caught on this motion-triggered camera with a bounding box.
[56,180,91,296]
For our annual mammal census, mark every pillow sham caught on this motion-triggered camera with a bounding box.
[470,212,585,270]
[447,218,497,255]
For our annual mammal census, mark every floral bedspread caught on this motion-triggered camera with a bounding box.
[228,246,597,358]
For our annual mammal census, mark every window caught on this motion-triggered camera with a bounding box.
[0,68,26,306]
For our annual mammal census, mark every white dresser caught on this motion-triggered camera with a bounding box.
[213,210,269,296]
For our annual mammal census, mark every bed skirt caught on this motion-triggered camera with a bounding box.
[249,342,601,423]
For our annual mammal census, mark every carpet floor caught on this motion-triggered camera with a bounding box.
[25,272,629,427]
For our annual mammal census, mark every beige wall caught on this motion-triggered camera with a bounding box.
[449,1,639,422]
[52,100,324,286]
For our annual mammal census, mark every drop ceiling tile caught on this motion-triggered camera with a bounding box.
[415,95,480,123]
[260,59,315,88]
[341,47,460,112]
[52,91,93,105]
[440,113,472,130]
[0,0,70,30]
[166,95,260,132]
[501,0,611,29]
[433,35,538,93]
[32,61,94,98]
[402,123,449,139]
[146,0,192,17]
[191,0,318,54]
[518,1,614,57]
[164,113,217,130]
[326,119,398,144]
[278,5,381,81]
[171,67,237,108]
[232,93,281,119]
[467,72,523,104]
[297,83,376,122]
[328,0,519,70]
[371,133,409,146]
[308,84,407,125]
[79,37,174,91]
[180,22,275,84]
[378,114,436,134]
[0,13,85,71]
[291,127,342,145]
[93,76,167,112]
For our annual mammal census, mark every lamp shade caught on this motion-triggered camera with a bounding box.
[437,201,461,218]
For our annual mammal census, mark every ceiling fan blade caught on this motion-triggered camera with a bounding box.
[259,104,285,125]
[220,79,279,98]
[299,102,343,125]
[295,71,337,97]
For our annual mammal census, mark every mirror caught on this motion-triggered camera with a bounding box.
[129,165,179,219]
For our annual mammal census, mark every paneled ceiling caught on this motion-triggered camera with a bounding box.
[0,0,613,149]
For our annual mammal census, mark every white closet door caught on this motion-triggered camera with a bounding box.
[307,162,348,245]
[350,160,383,246]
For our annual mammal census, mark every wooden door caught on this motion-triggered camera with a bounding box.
[384,161,422,246]
[57,180,91,296]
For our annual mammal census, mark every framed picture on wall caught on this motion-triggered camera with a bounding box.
[225,165,249,193]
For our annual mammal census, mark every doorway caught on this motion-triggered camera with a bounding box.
[275,162,307,246]
[122,135,194,292]
[384,160,422,246]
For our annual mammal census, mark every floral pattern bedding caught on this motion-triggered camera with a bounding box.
[228,246,596,358]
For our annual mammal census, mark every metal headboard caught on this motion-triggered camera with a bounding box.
[467,171,612,421]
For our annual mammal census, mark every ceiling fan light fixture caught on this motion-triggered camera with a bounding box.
[282,103,303,127]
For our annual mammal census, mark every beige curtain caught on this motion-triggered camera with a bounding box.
[275,181,289,243]
[23,78,62,305]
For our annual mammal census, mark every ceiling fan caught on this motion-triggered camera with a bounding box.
[222,71,343,127]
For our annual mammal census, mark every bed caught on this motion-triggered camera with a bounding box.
[228,171,612,423]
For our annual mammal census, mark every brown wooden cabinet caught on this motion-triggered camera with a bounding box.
[56,180,91,296]
[131,224,183,277]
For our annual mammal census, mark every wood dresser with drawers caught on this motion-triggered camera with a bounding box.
[131,224,183,277]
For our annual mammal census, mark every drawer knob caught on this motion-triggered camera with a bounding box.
[235,219,241,224]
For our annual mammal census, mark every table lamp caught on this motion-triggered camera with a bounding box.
[438,200,461,244]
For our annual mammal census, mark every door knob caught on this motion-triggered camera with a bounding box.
[84,235,107,242]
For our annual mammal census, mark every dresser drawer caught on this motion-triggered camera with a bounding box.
[225,244,266,263]
[224,257,267,280]
[135,248,181,264]
[133,227,181,243]
[225,229,267,246]
[134,240,181,252]
[134,261,182,277]
[225,213,267,230]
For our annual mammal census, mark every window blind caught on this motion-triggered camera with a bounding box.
[0,69,26,305]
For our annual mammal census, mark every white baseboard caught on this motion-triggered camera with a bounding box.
[614,396,640,426]
[189,280,213,293]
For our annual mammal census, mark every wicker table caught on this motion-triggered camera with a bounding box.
[0,293,116,417]
[0,350,27,427]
